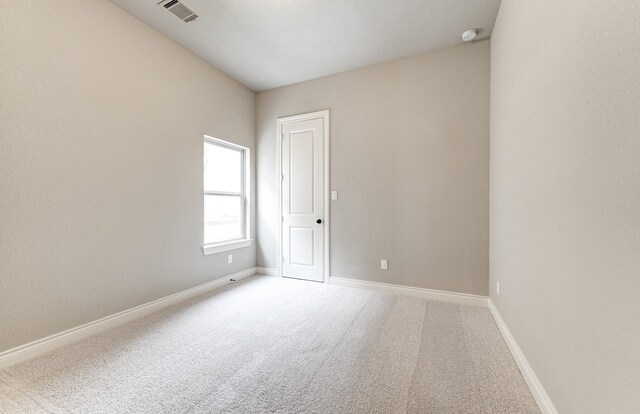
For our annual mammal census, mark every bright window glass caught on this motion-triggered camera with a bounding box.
[204,143,242,193]
[203,138,246,245]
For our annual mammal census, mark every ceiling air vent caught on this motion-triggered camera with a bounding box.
[158,0,198,23]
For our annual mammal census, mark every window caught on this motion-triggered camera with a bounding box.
[202,136,251,255]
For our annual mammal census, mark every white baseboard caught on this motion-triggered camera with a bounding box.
[488,300,558,414]
[0,267,259,371]
[328,276,488,307]
[256,267,278,277]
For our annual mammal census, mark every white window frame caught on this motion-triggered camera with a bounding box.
[202,136,252,256]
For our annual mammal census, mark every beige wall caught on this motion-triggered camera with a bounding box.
[0,1,255,352]
[257,42,490,295]
[490,1,640,413]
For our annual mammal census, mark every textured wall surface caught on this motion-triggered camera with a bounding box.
[257,42,490,295]
[0,0,255,352]
[490,0,640,412]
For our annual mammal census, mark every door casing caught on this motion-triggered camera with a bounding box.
[276,110,330,283]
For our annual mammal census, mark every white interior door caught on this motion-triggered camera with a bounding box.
[281,117,325,282]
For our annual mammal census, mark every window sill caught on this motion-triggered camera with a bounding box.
[202,239,253,256]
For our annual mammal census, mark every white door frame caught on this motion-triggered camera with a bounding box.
[276,110,330,283]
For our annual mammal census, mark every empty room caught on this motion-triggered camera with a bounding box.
[1,0,638,413]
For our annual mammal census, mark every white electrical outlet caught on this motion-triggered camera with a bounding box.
[331,190,338,200]
[227,254,233,264]
[380,259,388,270]
[496,281,500,296]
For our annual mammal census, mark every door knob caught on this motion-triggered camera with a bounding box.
[316,219,323,224]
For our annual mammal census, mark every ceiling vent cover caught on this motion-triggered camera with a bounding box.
[158,0,198,23]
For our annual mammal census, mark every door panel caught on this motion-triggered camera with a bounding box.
[289,130,315,214]
[289,227,314,266]
[282,117,324,282]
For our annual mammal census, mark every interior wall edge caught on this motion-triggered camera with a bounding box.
[488,300,559,414]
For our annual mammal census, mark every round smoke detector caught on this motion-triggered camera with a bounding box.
[462,29,478,42]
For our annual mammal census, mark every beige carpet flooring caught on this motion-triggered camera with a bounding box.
[0,276,540,413]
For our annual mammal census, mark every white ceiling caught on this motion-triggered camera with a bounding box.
[110,0,502,91]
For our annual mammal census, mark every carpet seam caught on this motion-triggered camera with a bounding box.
[0,374,60,414]
[403,299,430,414]
[291,291,380,406]
[181,284,349,414]
[459,305,490,414]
